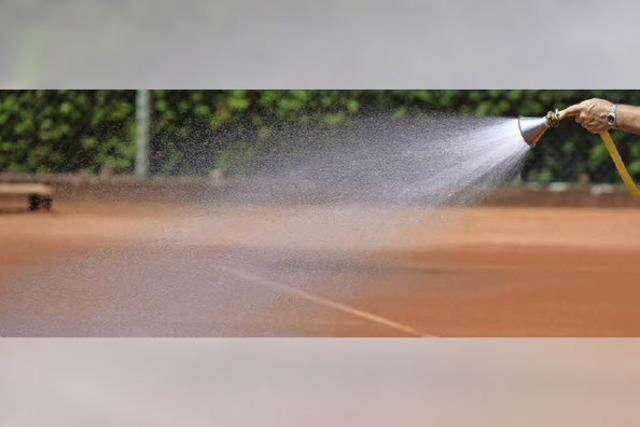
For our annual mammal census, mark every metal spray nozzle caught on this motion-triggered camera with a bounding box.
[518,109,560,147]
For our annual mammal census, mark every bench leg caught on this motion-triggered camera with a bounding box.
[42,197,53,210]
[28,195,41,211]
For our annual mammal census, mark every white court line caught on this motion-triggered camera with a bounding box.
[217,264,436,337]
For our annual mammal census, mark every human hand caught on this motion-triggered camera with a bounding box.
[559,98,613,133]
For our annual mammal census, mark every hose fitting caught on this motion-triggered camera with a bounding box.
[546,109,561,128]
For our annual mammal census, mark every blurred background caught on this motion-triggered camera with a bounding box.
[2,89,639,184]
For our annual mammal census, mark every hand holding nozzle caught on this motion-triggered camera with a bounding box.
[520,99,640,204]
[560,98,640,136]
[558,98,615,134]
[521,99,640,146]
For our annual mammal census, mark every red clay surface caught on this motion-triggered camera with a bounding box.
[1,192,640,336]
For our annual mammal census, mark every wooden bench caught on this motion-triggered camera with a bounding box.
[0,183,54,211]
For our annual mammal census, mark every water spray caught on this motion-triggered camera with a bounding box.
[518,109,640,203]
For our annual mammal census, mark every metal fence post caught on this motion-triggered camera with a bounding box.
[135,89,150,177]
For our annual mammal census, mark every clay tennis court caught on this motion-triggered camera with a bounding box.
[1,182,639,336]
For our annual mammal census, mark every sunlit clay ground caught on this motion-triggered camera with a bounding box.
[2,190,640,337]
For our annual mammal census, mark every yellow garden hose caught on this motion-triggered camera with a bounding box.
[599,130,640,203]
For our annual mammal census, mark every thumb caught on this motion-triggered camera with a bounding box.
[558,103,583,120]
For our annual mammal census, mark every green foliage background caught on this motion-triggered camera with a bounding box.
[1,90,639,182]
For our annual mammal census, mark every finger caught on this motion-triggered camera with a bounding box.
[559,103,583,119]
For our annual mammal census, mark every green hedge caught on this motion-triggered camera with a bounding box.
[1,90,639,182]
